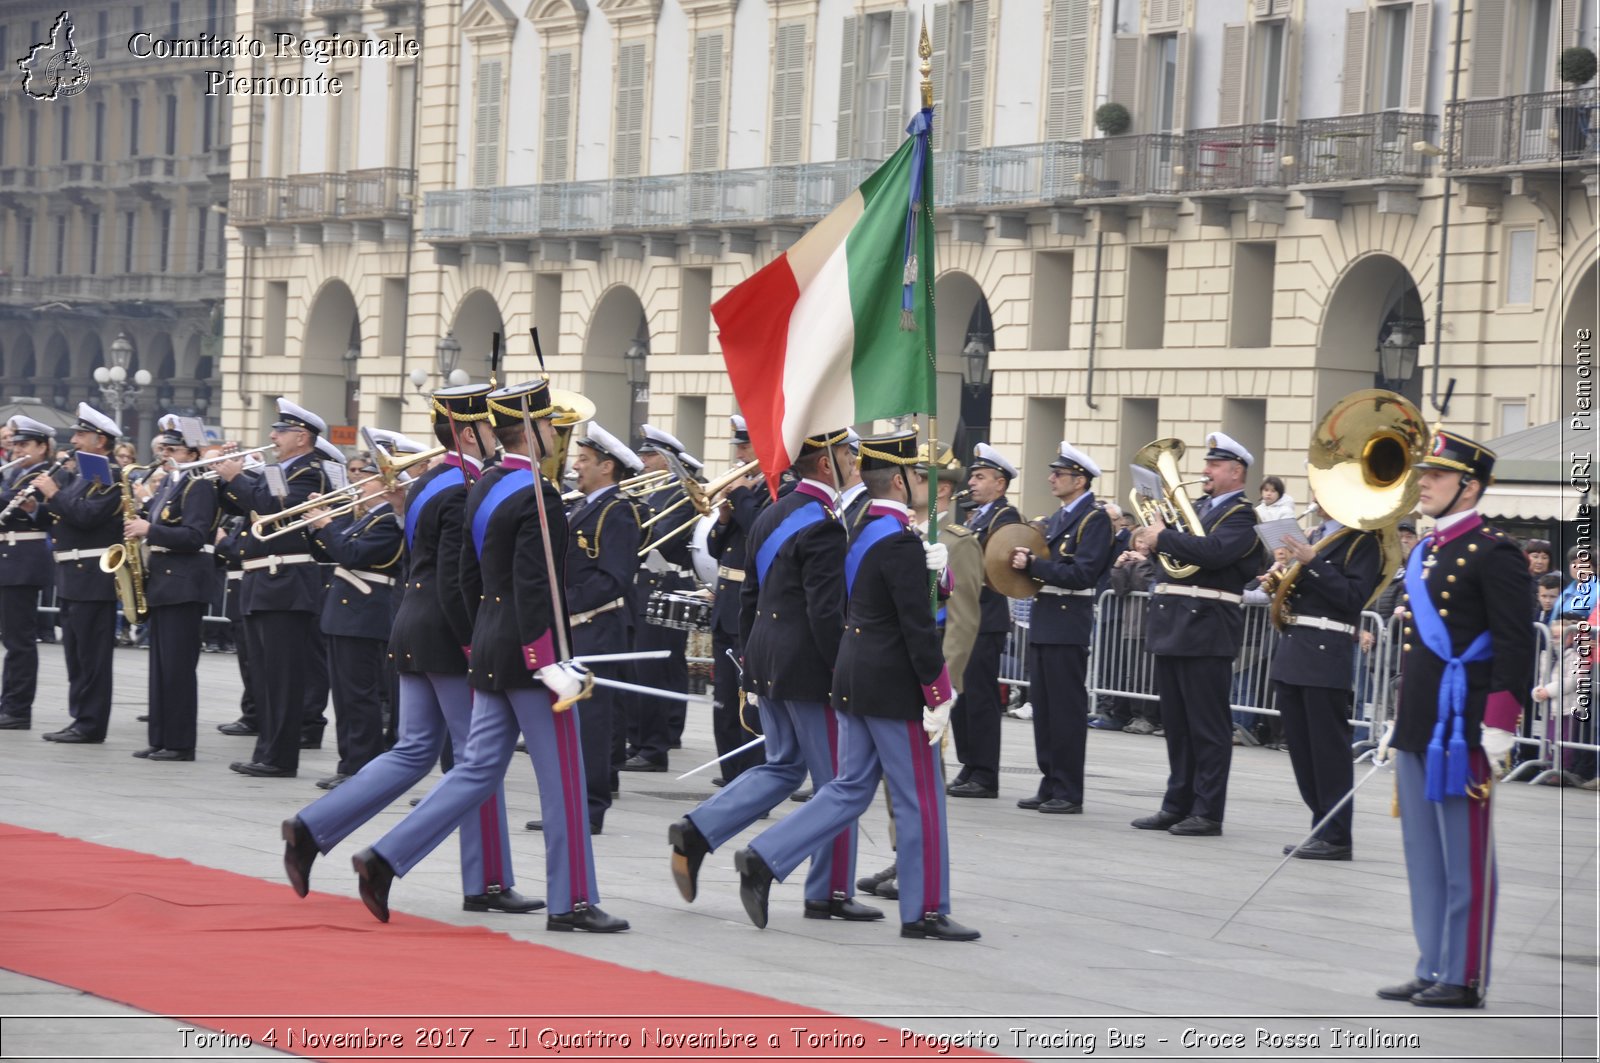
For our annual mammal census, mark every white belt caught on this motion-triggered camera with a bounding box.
[1038,585,1095,597]
[1289,615,1357,636]
[0,531,46,545]
[1154,583,1244,605]
[571,597,627,626]
[332,566,396,595]
[717,566,746,583]
[150,544,215,554]
[53,547,109,562]
[241,553,316,575]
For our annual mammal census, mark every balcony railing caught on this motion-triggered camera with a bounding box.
[1449,87,1600,170]
[1292,111,1438,184]
[1079,133,1185,197]
[0,272,224,304]
[255,0,302,22]
[311,0,361,13]
[229,170,416,226]
[229,177,290,223]
[50,161,111,189]
[344,167,415,218]
[0,167,38,190]
[1182,123,1294,192]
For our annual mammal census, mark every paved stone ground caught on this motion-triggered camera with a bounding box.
[0,644,1595,1062]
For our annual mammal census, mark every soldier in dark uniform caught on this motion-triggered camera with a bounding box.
[300,436,346,751]
[350,379,627,933]
[33,404,125,744]
[124,420,221,761]
[1271,508,1384,861]
[703,415,767,784]
[282,385,538,917]
[668,429,877,922]
[1008,442,1115,814]
[0,417,59,730]
[307,451,405,787]
[837,429,872,534]
[731,430,976,940]
[215,501,258,737]
[213,398,331,778]
[561,423,643,831]
[1130,432,1266,836]
[946,442,1021,799]
[1375,430,1534,1009]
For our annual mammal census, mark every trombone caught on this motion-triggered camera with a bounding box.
[168,443,276,473]
[636,458,762,556]
[562,467,676,503]
[250,445,445,541]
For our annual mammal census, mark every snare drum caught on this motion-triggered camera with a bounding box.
[644,590,713,632]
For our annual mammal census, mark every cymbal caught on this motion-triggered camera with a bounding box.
[983,522,1048,599]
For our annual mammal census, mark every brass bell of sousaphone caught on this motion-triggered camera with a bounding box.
[539,387,597,483]
[983,521,1050,599]
[1268,388,1428,629]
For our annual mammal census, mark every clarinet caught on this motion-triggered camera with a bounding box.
[0,456,70,523]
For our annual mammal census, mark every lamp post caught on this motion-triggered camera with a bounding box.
[1377,319,1421,391]
[624,339,649,441]
[962,335,992,393]
[91,332,151,439]
[407,331,471,393]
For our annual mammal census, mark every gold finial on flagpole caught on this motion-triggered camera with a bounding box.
[919,17,933,109]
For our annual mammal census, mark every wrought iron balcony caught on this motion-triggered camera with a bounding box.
[50,162,111,199]
[255,0,303,25]
[934,142,1084,205]
[1078,134,1185,197]
[1181,124,1294,192]
[1448,87,1599,171]
[229,177,290,224]
[311,0,361,14]
[0,272,224,306]
[1291,111,1438,184]
[228,170,415,232]
[343,167,415,219]
[0,167,39,191]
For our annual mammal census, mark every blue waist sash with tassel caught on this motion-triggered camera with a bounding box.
[1404,539,1493,801]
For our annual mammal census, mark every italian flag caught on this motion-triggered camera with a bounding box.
[712,117,936,483]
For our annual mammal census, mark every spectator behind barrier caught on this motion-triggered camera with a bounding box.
[1255,476,1297,522]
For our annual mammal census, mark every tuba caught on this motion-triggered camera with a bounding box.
[540,388,597,484]
[1127,438,1208,579]
[1265,389,1428,629]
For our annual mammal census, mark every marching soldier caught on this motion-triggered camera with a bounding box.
[731,430,977,940]
[703,415,767,784]
[0,417,58,731]
[946,442,1021,799]
[1376,431,1534,1008]
[1009,442,1115,814]
[350,379,627,933]
[125,420,221,761]
[668,429,877,923]
[283,385,540,917]
[213,399,331,778]
[33,404,124,744]
[1271,508,1384,861]
[1130,432,1265,836]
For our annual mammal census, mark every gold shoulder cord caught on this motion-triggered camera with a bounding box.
[579,498,625,559]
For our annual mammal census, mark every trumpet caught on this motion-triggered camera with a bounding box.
[636,458,762,556]
[251,444,446,541]
[561,468,675,504]
[168,443,276,473]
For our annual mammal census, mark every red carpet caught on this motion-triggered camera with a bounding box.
[0,823,1004,1060]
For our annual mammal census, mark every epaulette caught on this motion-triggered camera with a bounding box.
[942,524,974,539]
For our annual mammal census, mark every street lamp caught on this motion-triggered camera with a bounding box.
[91,332,152,435]
[962,335,992,392]
[1377,319,1422,388]
[625,339,649,440]
[407,331,470,393]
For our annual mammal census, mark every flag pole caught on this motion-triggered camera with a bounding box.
[917,20,939,608]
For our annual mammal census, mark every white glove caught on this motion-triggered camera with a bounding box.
[536,662,585,701]
[922,697,955,746]
[1374,721,1395,764]
[923,541,948,572]
[1481,726,1516,767]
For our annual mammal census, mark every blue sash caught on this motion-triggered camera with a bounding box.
[845,515,903,596]
[471,469,534,558]
[1404,538,1493,801]
[754,500,825,583]
[404,467,466,549]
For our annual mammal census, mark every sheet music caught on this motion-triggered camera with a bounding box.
[262,464,289,499]
[1254,517,1308,553]
[1127,464,1163,500]
[324,461,349,492]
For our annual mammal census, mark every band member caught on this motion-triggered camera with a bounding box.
[215,506,258,737]
[307,450,405,786]
[625,424,697,771]
[562,424,644,831]
[704,415,768,784]
[1130,432,1265,836]
[732,430,977,939]
[1376,431,1534,1008]
[0,417,58,731]
[283,385,540,916]
[301,436,347,752]
[668,429,875,922]
[213,399,331,778]
[946,442,1020,799]
[1009,442,1115,814]
[125,420,221,761]
[34,404,124,744]
[351,380,626,933]
[1271,507,1384,860]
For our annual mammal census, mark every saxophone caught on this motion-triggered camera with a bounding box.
[100,465,149,625]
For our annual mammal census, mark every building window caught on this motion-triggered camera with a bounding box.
[54,215,66,274]
[129,98,141,157]
[688,32,725,172]
[1127,246,1168,349]
[88,212,100,275]
[21,217,33,276]
[202,96,213,153]
[1375,3,1410,110]
[1505,228,1536,304]
[96,12,107,58]
[94,102,104,162]
[169,1,181,36]
[123,211,136,273]
[388,63,416,169]
[769,22,806,166]
[195,207,207,271]
[133,6,143,33]
[1498,400,1528,436]
[206,0,218,35]
[58,106,70,162]
[1231,242,1276,347]
[949,1,974,149]
[613,42,646,177]
[1149,33,1179,132]
[165,95,178,156]
[473,57,504,186]
[1255,20,1285,122]
[26,111,37,167]
[861,13,893,160]
[158,207,171,272]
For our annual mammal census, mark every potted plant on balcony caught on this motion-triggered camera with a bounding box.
[1091,104,1132,194]
[1557,46,1597,160]
[1095,103,1132,137]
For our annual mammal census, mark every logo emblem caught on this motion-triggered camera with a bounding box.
[18,12,91,101]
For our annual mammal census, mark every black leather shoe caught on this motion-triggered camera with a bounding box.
[733,847,775,929]
[945,780,998,798]
[620,755,667,772]
[711,776,726,788]
[901,913,981,941]
[804,896,884,921]
[42,728,100,744]
[217,720,256,736]
[1131,810,1184,830]
[464,887,546,914]
[0,713,31,730]
[230,760,296,778]
[1038,799,1083,814]
[353,848,396,923]
[132,746,160,758]
[546,902,629,933]
[1016,795,1044,810]
[315,774,349,791]
[790,788,812,803]
[1288,839,1352,861]
[147,748,194,761]
[526,819,601,834]
[282,817,319,898]
[856,863,898,896]
[299,735,323,750]
[1168,816,1222,836]
[876,877,899,899]
[1411,982,1482,1008]
[669,818,711,903]
[1376,977,1436,1001]
[136,714,149,722]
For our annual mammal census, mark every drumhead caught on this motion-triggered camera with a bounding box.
[690,513,719,585]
